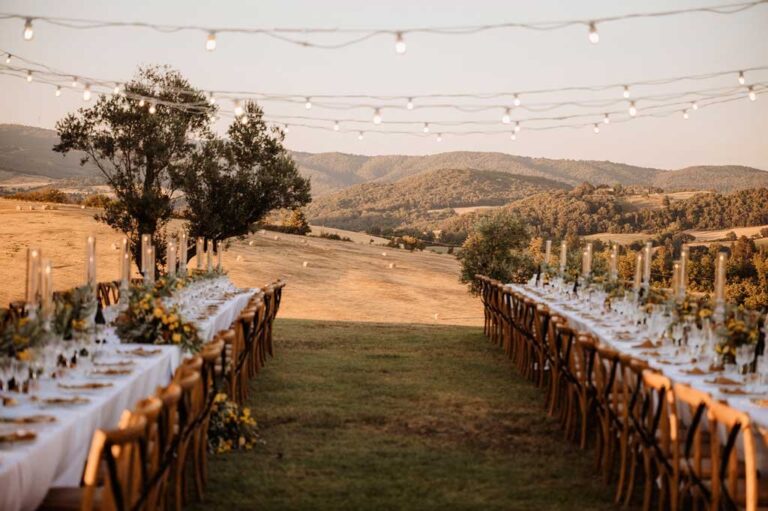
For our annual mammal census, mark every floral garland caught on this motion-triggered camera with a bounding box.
[207,393,261,454]
[0,312,45,360]
[715,309,763,363]
[114,285,201,352]
[53,285,97,340]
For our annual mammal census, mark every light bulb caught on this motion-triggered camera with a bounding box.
[373,108,382,125]
[691,101,698,111]
[209,114,217,123]
[284,124,290,133]
[513,94,521,107]
[510,132,517,141]
[4,54,10,64]
[138,99,145,107]
[240,115,249,125]
[514,121,521,133]
[358,131,364,140]
[603,113,610,124]
[83,84,91,101]
[593,123,600,134]
[588,22,599,44]
[26,70,32,82]
[623,85,630,99]
[23,18,34,41]
[208,93,216,105]
[748,86,756,101]
[682,110,689,120]
[738,71,745,85]
[121,102,129,112]
[436,133,442,142]
[71,77,79,88]
[406,98,414,110]
[234,100,243,117]
[305,97,312,110]
[113,84,121,95]
[54,86,61,97]
[394,32,406,55]
[333,121,340,131]
[628,101,637,117]
[148,102,157,114]
[423,122,430,133]
[206,32,217,51]
[502,108,511,124]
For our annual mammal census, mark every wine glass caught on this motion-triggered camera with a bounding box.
[735,344,756,375]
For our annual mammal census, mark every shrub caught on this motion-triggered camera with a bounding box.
[80,194,113,208]
[9,188,70,204]
[315,231,352,242]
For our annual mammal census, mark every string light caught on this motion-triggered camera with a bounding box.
[629,101,637,116]
[138,98,145,107]
[738,71,746,85]
[588,22,599,44]
[83,83,91,101]
[514,121,521,133]
[233,100,243,117]
[113,84,121,95]
[333,121,340,131]
[436,133,442,142]
[357,131,364,140]
[510,132,517,141]
[748,86,757,101]
[206,32,217,51]
[406,98,414,110]
[394,32,406,55]
[373,108,382,124]
[603,113,610,124]
[682,109,689,119]
[26,70,32,82]
[305,97,312,109]
[240,114,248,125]
[54,86,61,97]
[148,102,156,114]
[623,85,631,99]
[4,54,10,64]
[513,94,521,107]
[691,101,699,110]
[593,123,600,134]
[22,18,33,40]
[208,92,216,105]
[121,102,129,112]
[284,124,290,133]
[502,108,511,124]
[209,113,217,122]
[71,76,79,88]
[423,122,429,133]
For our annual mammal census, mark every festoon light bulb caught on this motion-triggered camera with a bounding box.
[26,70,32,82]
[593,123,600,134]
[406,98,414,110]
[682,110,689,120]
[738,71,746,85]
[284,124,290,133]
[588,22,599,44]
[510,132,517,141]
[628,101,637,116]
[514,121,521,133]
[23,18,34,41]
[603,113,610,124]
[623,85,630,99]
[83,84,91,101]
[240,115,249,125]
[373,108,382,125]
[208,93,216,105]
[333,121,340,132]
[513,94,521,107]
[305,97,312,109]
[423,122,430,133]
[436,133,442,143]
[394,32,406,55]
[691,101,699,111]
[5,54,11,64]
[206,32,217,51]
[748,86,757,101]
[148,102,157,114]
[501,108,511,124]
[113,84,121,95]
[71,77,79,88]
[138,98,145,107]
[54,86,61,97]
[234,100,243,117]
[357,131,364,140]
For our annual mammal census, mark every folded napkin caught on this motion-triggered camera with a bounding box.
[1,395,18,407]
[721,388,748,395]
[91,368,132,376]
[31,395,90,405]
[641,350,662,357]
[0,414,56,424]
[0,429,36,443]
[682,367,710,376]
[705,376,741,386]
[633,340,656,349]
[59,382,113,390]
[751,399,768,408]
[119,347,161,357]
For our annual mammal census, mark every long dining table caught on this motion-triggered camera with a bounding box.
[0,277,255,511]
[508,282,768,470]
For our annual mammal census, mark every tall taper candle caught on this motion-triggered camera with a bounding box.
[584,242,593,277]
[196,237,205,270]
[714,252,726,305]
[582,249,589,277]
[85,235,96,288]
[216,241,223,271]
[544,240,552,268]
[633,252,643,291]
[26,248,41,305]
[609,244,618,282]
[179,232,188,275]
[119,237,130,288]
[41,259,53,317]
[559,241,567,274]
[207,243,213,272]
[167,239,177,276]
[671,261,680,296]
[643,242,652,288]
[140,234,151,277]
[145,244,155,284]
[679,245,689,299]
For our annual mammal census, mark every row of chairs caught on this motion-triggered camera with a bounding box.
[38,278,285,511]
[476,275,768,511]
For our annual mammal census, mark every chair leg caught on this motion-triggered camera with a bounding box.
[615,427,629,504]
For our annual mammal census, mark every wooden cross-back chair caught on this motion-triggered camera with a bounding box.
[97,281,120,308]
[672,382,713,510]
[171,360,204,511]
[593,345,622,485]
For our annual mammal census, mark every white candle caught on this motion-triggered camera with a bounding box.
[609,244,618,282]
[672,261,680,295]
[633,252,643,291]
[26,248,41,305]
[167,239,177,276]
[582,249,589,277]
[41,259,53,317]
[85,235,96,288]
[559,241,567,274]
[544,240,552,267]
[714,252,727,304]
[679,245,689,299]
[643,242,652,287]
[141,234,151,277]
[216,241,223,271]
[178,232,188,275]
[207,244,213,272]
[119,237,130,288]
[145,244,155,284]
[196,237,205,270]
[583,242,593,277]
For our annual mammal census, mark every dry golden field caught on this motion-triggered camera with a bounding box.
[0,198,481,326]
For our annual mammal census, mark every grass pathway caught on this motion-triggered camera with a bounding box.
[191,319,621,510]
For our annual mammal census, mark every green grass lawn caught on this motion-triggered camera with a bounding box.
[190,319,623,511]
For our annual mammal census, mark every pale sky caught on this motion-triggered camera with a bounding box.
[1,0,767,170]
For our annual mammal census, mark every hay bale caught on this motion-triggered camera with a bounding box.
[110,243,117,250]
[236,255,243,262]
[381,252,387,257]
[302,261,309,268]
[80,205,86,209]
[433,313,440,320]
[15,205,21,211]
[388,262,396,269]
[248,240,254,246]
[273,235,279,241]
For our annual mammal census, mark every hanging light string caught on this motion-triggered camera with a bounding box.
[2,1,766,50]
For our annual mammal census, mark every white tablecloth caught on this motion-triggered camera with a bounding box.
[0,284,255,511]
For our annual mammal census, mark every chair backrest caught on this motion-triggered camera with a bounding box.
[672,382,712,496]
[174,364,204,438]
[81,410,148,511]
[594,345,621,414]
[639,371,677,465]
[155,382,182,460]
[707,400,759,511]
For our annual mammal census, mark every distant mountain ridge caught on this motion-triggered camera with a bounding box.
[1,124,767,195]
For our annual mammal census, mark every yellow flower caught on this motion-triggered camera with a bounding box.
[172,333,182,343]
[16,349,31,361]
[153,307,164,319]
[18,317,29,327]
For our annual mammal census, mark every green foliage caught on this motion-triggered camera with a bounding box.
[52,285,97,340]
[208,393,260,454]
[177,102,311,248]
[54,65,212,273]
[387,235,425,251]
[458,210,533,293]
[0,312,45,359]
